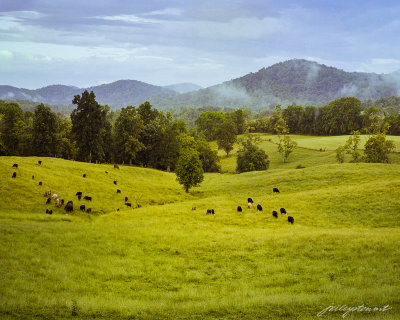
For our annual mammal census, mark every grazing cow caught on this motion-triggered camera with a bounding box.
[46,209,49,214]
[83,174,86,178]
[117,208,120,211]
[212,209,215,215]
[86,208,92,213]
[46,197,51,204]
[125,196,128,202]
[248,198,253,203]
[32,175,34,179]
[257,204,263,211]
[158,201,164,205]
[55,199,61,207]
[248,203,252,209]
[60,199,64,205]
[192,206,196,211]
[12,172,17,178]
[114,164,119,169]
[206,209,212,214]
[39,181,42,186]
[51,194,58,200]
[237,206,242,212]
[64,201,73,212]
[46,209,52,214]
[83,196,92,201]
[76,192,82,196]
[125,203,131,207]
[38,160,42,165]
[280,208,287,214]
[80,205,86,211]
[113,180,117,185]
[12,163,18,168]
[105,171,108,174]
[273,187,280,193]
[78,195,82,200]
[288,216,294,224]
[117,189,121,194]
[272,210,278,218]
[44,190,51,197]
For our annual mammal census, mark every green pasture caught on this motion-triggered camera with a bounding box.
[0,135,399,319]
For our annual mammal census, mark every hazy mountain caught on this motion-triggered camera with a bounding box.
[0,80,176,108]
[149,59,400,108]
[163,83,203,94]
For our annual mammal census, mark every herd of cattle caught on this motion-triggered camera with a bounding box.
[10,162,294,224]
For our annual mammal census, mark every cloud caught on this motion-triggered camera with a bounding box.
[143,8,183,16]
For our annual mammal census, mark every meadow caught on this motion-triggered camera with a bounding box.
[0,134,399,319]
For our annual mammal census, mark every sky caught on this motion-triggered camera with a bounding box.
[0,0,400,89]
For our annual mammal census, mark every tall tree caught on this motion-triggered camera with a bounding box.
[216,119,237,156]
[195,111,225,141]
[0,102,26,155]
[32,103,58,156]
[71,90,110,162]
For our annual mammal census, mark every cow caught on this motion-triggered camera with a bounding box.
[60,199,64,205]
[105,171,108,174]
[288,216,294,224]
[125,196,128,202]
[80,205,86,211]
[158,201,164,205]
[248,203,252,209]
[212,209,215,214]
[248,198,253,203]
[32,175,34,179]
[237,206,242,212]
[192,206,196,211]
[206,209,212,214]
[46,209,52,214]
[117,189,121,194]
[272,210,278,218]
[273,187,280,193]
[82,174,86,178]
[51,194,58,200]
[114,164,119,169]
[280,208,287,214]
[86,208,92,213]
[76,192,82,196]
[38,160,42,165]
[55,199,61,207]
[257,204,263,211]
[64,201,73,212]
[44,190,51,197]
[78,195,82,200]
[83,196,92,201]
[125,203,131,207]
[12,172,16,178]
[113,180,117,185]
[39,181,42,186]
[46,197,51,204]
[12,163,18,168]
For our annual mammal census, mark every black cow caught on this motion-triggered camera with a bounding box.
[86,208,92,213]
[288,216,294,224]
[38,160,42,165]
[280,208,287,214]
[83,174,86,178]
[237,206,242,212]
[272,210,278,218]
[46,209,52,214]
[64,201,73,212]
[257,204,263,211]
[39,181,42,186]
[212,209,215,214]
[60,199,65,205]
[117,189,121,194]
[125,196,128,202]
[80,205,86,211]
[248,198,253,203]
[32,175,34,179]
[12,172,17,178]
[84,196,92,201]
[78,195,82,200]
[12,163,18,168]
[273,187,280,193]
[76,192,82,196]
[105,171,108,174]
[206,209,212,214]
[114,164,119,169]
[46,197,51,204]
[113,180,117,185]
[125,203,131,207]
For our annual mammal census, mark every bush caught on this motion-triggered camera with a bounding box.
[236,139,270,173]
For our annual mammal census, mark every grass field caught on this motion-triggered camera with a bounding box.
[0,134,399,319]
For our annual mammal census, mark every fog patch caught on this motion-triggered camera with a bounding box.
[212,84,252,104]
[339,83,359,97]
[306,63,321,82]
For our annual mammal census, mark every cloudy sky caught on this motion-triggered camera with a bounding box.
[1,0,399,89]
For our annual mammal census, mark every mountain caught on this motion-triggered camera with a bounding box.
[149,59,400,108]
[0,80,176,108]
[163,83,203,94]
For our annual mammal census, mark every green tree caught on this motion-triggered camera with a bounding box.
[216,119,237,156]
[282,105,304,133]
[364,133,395,163]
[0,102,27,155]
[344,130,362,162]
[335,146,346,163]
[228,109,247,134]
[274,118,297,163]
[236,138,269,173]
[32,103,58,156]
[175,139,204,192]
[71,90,110,163]
[299,106,316,134]
[195,111,225,141]
[195,136,220,172]
[113,106,144,165]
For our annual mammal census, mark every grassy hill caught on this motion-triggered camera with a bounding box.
[1,142,399,319]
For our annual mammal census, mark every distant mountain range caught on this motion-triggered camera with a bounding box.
[1,59,399,109]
